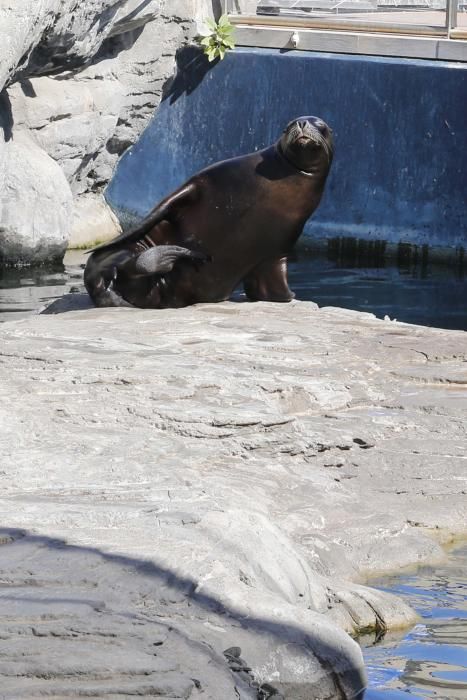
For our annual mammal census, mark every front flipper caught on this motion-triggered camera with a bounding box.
[243,256,295,302]
[84,245,211,309]
[133,245,211,276]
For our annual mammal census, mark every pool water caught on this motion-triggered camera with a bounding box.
[362,545,467,699]
[1,245,466,330]
[286,242,467,331]
[0,250,86,322]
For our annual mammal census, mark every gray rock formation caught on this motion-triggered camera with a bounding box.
[1,298,466,696]
[0,0,217,264]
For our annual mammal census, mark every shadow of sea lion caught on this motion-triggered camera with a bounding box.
[40,293,94,314]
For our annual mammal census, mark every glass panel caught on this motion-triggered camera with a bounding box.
[228,0,448,28]
[457,0,467,28]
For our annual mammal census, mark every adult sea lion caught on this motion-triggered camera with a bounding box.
[84,116,333,308]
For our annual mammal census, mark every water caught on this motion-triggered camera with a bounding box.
[362,545,467,699]
[0,250,86,322]
[287,241,467,331]
[0,243,466,331]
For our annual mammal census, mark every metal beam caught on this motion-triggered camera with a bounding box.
[233,24,467,59]
[229,12,447,35]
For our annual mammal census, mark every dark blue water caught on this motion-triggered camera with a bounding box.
[287,244,467,331]
[362,545,467,699]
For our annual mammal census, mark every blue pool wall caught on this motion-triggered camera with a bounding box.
[105,47,467,249]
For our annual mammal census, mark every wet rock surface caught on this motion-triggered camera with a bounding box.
[0,300,466,697]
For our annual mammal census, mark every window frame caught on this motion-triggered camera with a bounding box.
[221,0,467,60]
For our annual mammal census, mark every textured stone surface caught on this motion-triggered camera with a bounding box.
[69,193,122,248]
[0,131,74,264]
[0,300,466,696]
[0,1,216,262]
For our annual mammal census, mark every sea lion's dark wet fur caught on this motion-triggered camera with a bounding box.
[84,116,333,309]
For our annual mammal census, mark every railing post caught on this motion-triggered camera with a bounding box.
[447,0,458,34]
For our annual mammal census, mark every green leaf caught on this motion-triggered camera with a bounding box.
[198,16,234,60]
[218,14,231,27]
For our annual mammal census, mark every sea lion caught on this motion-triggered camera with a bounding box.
[84,116,333,308]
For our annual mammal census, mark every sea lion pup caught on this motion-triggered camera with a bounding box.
[84,116,333,308]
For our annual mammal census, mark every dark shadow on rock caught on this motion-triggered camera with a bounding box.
[162,46,220,106]
[110,0,154,28]
[17,2,126,79]
[40,293,94,314]
[20,78,37,98]
[0,89,14,142]
[91,25,145,67]
[40,291,250,314]
[0,527,366,699]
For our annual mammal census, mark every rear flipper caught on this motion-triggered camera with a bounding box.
[84,250,135,308]
[84,245,211,308]
[243,256,295,302]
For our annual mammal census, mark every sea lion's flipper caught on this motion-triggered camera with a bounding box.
[89,182,199,254]
[83,253,135,308]
[84,244,211,308]
[133,245,210,276]
[243,257,295,302]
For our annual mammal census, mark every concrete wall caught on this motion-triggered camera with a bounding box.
[106,47,467,249]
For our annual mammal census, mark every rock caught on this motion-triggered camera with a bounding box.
[0,1,217,262]
[0,301,466,695]
[68,193,121,249]
[0,131,73,264]
[9,74,126,192]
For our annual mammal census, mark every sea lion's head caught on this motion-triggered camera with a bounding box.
[279,116,333,174]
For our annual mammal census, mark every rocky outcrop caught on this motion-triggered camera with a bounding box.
[1,298,466,696]
[0,1,216,264]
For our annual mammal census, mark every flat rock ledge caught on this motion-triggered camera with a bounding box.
[0,299,466,698]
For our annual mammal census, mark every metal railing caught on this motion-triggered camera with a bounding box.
[225,0,465,37]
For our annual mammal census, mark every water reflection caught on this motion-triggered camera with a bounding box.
[287,240,467,331]
[0,251,86,322]
[363,545,467,698]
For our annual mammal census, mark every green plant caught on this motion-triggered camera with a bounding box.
[198,14,235,62]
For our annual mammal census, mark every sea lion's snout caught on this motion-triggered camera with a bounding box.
[296,118,330,143]
[297,120,318,141]
[296,130,320,147]
[279,115,334,173]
